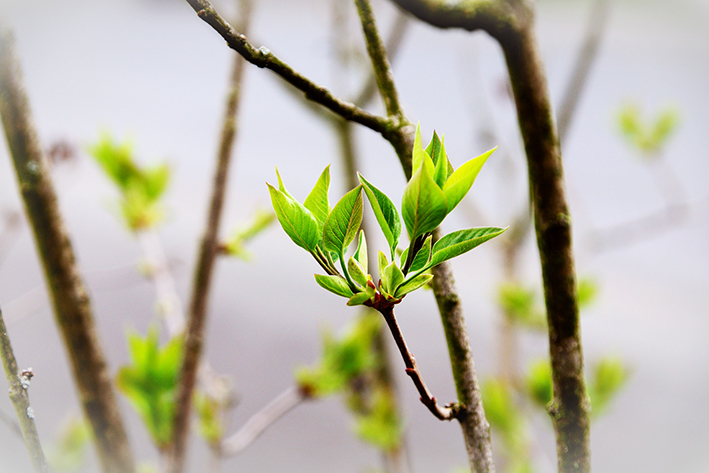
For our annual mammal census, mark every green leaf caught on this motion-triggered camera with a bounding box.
[432,135,449,188]
[442,147,495,212]
[353,230,368,274]
[482,378,521,439]
[429,227,507,268]
[526,359,553,409]
[402,162,448,239]
[358,174,401,260]
[577,277,598,309]
[383,261,404,295]
[378,251,389,287]
[347,290,371,307]
[411,123,433,176]
[354,387,403,450]
[348,255,369,287]
[323,186,363,255]
[303,165,331,226]
[589,356,627,417]
[267,183,320,252]
[275,167,296,200]
[394,273,433,298]
[314,274,355,298]
[409,234,432,272]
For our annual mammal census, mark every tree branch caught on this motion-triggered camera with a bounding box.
[428,247,495,473]
[0,29,135,473]
[374,304,456,420]
[388,1,591,471]
[167,1,252,471]
[184,0,396,136]
[0,305,48,472]
[219,385,306,457]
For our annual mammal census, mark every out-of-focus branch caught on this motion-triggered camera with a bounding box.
[557,0,610,144]
[219,385,306,457]
[389,1,590,471]
[0,305,48,472]
[167,1,252,471]
[0,29,134,473]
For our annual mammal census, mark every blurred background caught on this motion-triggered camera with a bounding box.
[0,0,708,471]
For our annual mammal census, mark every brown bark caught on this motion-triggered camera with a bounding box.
[0,30,134,473]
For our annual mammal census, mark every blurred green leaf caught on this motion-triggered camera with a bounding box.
[89,134,171,231]
[354,387,403,451]
[223,209,276,261]
[116,328,183,449]
[577,277,599,310]
[497,282,546,330]
[46,415,92,473]
[194,391,225,445]
[589,356,627,417]
[617,103,680,156]
[525,359,553,409]
[295,314,381,397]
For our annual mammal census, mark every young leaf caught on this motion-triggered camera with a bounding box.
[267,183,320,251]
[314,274,355,298]
[383,261,404,295]
[358,174,401,260]
[432,135,448,188]
[323,185,363,255]
[347,291,371,307]
[442,147,495,212]
[303,165,331,226]
[402,164,448,239]
[394,273,433,298]
[378,251,389,287]
[275,167,296,200]
[411,123,433,176]
[348,255,369,287]
[429,227,507,268]
[353,230,368,274]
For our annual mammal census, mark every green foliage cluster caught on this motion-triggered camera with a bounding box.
[45,416,92,472]
[618,103,679,157]
[89,135,171,231]
[296,313,403,451]
[115,327,183,450]
[269,125,506,307]
[193,391,226,446]
[222,209,276,260]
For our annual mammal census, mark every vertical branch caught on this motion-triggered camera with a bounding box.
[429,245,496,473]
[167,1,253,471]
[0,30,135,473]
[0,305,48,472]
[500,22,590,472]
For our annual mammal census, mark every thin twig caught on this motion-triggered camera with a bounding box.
[377,304,456,420]
[0,305,48,472]
[167,1,253,471]
[0,28,134,473]
[557,0,610,144]
[219,386,306,457]
[136,230,186,335]
[0,406,22,438]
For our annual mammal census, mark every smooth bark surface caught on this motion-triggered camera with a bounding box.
[0,30,134,473]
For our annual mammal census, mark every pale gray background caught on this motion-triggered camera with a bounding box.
[0,0,707,472]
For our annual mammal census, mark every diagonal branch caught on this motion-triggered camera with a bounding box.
[184,0,394,135]
[0,305,48,472]
[0,29,135,473]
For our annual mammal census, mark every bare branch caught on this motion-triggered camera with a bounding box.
[220,386,306,457]
[0,305,48,472]
[184,0,395,136]
[376,304,457,421]
[557,0,611,144]
[0,28,134,473]
[167,1,252,471]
